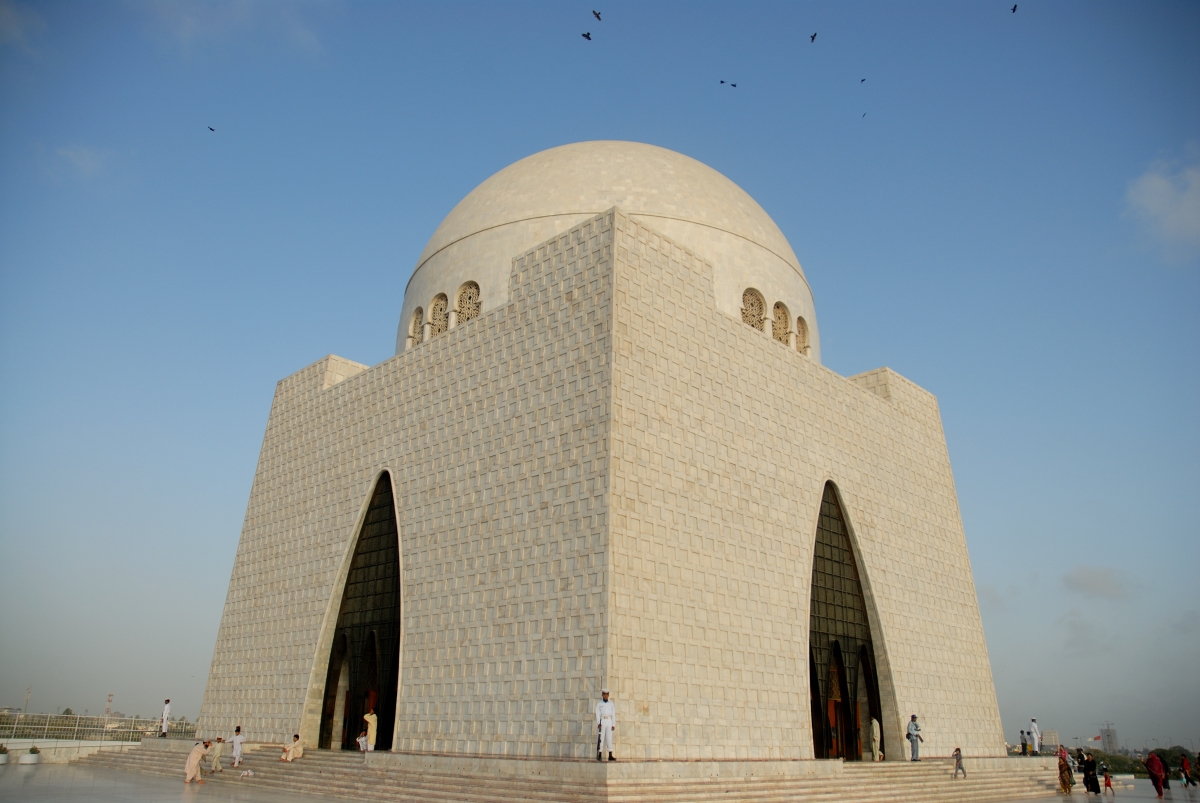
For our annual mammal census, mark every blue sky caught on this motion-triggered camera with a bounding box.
[1,0,1197,750]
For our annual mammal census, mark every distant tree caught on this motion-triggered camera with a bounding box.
[61,708,73,716]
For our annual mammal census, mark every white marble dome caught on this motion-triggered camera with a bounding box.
[397,141,819,362]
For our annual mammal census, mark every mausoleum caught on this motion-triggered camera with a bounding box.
[197,141,1006,792]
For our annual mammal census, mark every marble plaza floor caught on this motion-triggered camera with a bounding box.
[0,763,345,803]
[1,761,1197,803]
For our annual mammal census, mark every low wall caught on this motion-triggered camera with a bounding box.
[135,737,270,754]
[366,752,846,782]
[0,739,141,764]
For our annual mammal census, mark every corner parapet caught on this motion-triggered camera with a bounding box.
[848,367,940,420]
[275,355,370,398]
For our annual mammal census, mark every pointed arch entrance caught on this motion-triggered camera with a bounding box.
[808,483,883,761]
[318,473,401,750]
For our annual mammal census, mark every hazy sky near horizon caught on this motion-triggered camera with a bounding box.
[1,0,1197,749]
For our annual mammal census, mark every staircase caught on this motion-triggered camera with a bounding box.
[75,744,1059,802]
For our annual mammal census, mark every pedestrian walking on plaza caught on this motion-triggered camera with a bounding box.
[184,741,210,784]
[230,726,245,768]
[1058,749,1075,795]
[1143,751,1165,799]
[906,715,923,761]
[952,746,967,779]
[1028,718,1041,755]
[870,717,881,762]
[1159,752,1171,791]
[1182,753,1196,787]
[1020,730,1028,755]
[160,699,170,738]
[207,737,225,774]
[363,706,378,751]
[595,688,616,762]
[1102,767,1114,796]
[1083,751,1100,794]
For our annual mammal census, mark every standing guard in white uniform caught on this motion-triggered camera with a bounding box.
[595,688,615,761]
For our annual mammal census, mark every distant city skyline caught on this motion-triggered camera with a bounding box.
[1,0,1196,749]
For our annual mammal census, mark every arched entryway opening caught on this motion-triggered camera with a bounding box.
[808,482,883,761]
[317,473,401,750]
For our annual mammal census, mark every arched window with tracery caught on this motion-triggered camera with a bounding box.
[773,302,791,345]
[741,289,765,331]
[429,294,448,337]
[456,282,481,325]
[796,316,810,354]
[410,307,424,345]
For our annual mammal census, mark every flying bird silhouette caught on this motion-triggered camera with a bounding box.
[593,10,601,21]
[810,32,817,43]
[861,78,866,83]
[1011,4,1017,11]
[720,80,725,84]
[582,32,591,40]
[208,127,215,131]
[862,113,867,117]
[731,83,737,88]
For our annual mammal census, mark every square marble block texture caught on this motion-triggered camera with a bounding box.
[197,209,1004,762]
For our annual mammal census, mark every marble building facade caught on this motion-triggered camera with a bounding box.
[197,142,1005,767]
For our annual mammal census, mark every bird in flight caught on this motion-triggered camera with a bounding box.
[731,83,737,88]
[810,32,817,42]
[582,32,591,40]
[593,10,601,21]
[862,113,867,117]
[208,127,215,132]
[1011,4,1017,11]
[861,78,866,83]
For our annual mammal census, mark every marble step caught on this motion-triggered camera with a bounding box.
[75,748,1058,803]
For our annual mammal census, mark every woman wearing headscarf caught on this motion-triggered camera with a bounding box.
[1058,747,1076,795]
[1143,750,1165,799]
[1083,752,1100,794]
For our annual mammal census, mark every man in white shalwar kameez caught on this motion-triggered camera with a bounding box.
[279,734,304,762]
[230,726,245,767]
[595,688,615,762]
[160,699,170,738]
[1028,718,1041,756]
[184,741,210,784]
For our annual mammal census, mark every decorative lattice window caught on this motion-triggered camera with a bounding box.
[773,302,791,344]
[796,316,809,354]
[741,289,765,331]
[429,294,448,337]
[410,308,424,344]
[456,282,481,324]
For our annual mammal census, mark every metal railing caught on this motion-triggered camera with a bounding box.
[0,713,197,742]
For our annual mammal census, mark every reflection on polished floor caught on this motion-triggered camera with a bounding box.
[0,763,345,803]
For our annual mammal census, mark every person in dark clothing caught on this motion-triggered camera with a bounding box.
[1083,752,1100,794]
[1160,752,1171,791]
[1020,730,1028,756]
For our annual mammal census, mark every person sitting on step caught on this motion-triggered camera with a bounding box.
[279,734,304,762]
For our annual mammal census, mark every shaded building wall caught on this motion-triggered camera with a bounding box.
[605,211,1003,759]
